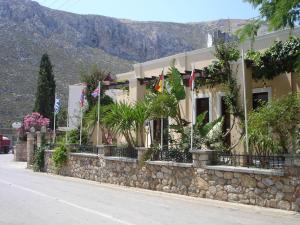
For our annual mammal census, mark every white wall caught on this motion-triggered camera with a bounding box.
[68,84,86,129]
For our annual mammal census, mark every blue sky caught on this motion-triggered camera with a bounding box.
[34,0,259,23]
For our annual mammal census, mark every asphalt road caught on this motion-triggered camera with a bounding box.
[0,154,299,225]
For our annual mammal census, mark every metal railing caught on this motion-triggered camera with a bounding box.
[214,152,285,169]
[151,145,193,163]
[68,144,98,154]
[106,147,138,159]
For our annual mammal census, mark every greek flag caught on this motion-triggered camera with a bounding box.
[54,98,61,114]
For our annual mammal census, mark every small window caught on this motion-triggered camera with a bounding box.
[253,92,269,110]
[196,97,209,124]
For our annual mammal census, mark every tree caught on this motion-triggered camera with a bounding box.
[246,0,300,30]
[34,53,56,127]
[80,66,110,110]
[235,19,263,49]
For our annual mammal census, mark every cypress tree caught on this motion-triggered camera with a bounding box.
[34,53,56,127]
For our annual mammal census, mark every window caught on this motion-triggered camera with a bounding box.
[252,88,271,110]
[194,93,212,124]
[196,98,209,123]
[152,118,168,146]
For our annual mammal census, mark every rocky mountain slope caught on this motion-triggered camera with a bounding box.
[0,0,251,127]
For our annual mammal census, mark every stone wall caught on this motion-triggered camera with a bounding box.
[44,151,300,212]
[14,142,27,162]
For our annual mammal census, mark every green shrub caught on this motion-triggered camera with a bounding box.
[33,147,45,172]
[68,128,88,145]
[52,144,68,172]
[248,94,300,154]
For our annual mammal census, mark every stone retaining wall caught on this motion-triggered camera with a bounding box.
[44,151,300,212]
[14,142,27,162]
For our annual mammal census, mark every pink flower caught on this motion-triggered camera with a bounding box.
[22,112,50,131]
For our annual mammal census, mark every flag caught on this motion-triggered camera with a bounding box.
[92,86,100,98]
[154,71,164,92]
[189,69,196,90]
[54,98,61,114]
[80,89,85,107]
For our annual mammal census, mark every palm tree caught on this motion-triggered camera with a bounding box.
[102,101,150,148]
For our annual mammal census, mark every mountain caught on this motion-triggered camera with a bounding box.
[0,0,252,127]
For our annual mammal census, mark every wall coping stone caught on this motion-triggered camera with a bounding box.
[147,161,193,168]
[69,152,99,158]
[104,156,137,163]
[190,148,214,153]
[205,165,284,176]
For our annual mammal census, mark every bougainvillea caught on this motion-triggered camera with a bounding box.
[22,112,50,131]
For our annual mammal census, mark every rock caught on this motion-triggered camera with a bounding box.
[282,185,295,193]
[208,186,217,195]
[161,166,172,175]
[228,193,239,202]
[278,201,291,210]
[234,173,241,178]
[224,172,233,180]
[217,178,226,185]
[276,192,284,201]
[275,181,283,190]
[231,178,239,184]
[162,186,170,192]
[215,171,224,178]
[215,191,227,201]
[267,199,277,208]
[257,182,265,189]
[241,175,256,188]
[195,177,208,190]
[262,178,274,186]
[156,172,163,179]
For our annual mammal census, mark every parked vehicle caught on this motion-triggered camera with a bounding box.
[0,134,11,154]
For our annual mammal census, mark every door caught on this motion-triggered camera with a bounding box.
[196,97,210,124]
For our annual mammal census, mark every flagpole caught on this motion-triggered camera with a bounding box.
[190,66,195,152]
[160,69,164,152]
[65,110,69,144]
[241,48,249,154]
[79,106,83,145]
[53,94,56,143]
[96,81,101,146]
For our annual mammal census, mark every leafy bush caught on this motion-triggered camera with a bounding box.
[52,144,68,172]
[245,36,300,80]
[68,128,88,145]
[248,94,300,154]
[33,147,45,172]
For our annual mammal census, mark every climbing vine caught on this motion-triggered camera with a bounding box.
[245,36,300,80]
[195,42,244,149]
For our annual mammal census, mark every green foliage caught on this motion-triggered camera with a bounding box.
[52,144,68,172]
[181,112,223,150]
[83,95,114,131]
[68,128,88,145]
[56,106,67,127]
[235,19,262,48]
[195,42,240,88]
[245,0,300,30]
[80,66,110,110]
[195,41,244,123]
[33,146,45,172]
[34,53,56,127]
[102,101,150,148]
[248,94,300,154]
[245,36,300,80]
[167,66,186,101]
